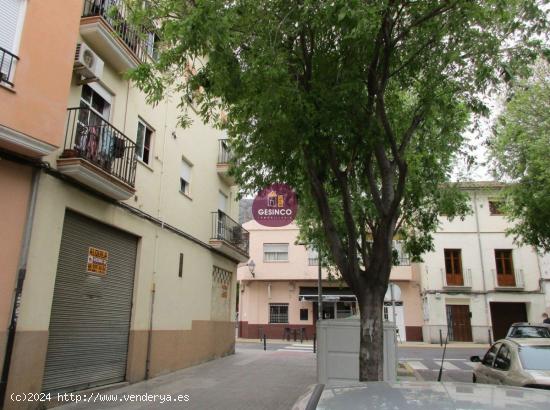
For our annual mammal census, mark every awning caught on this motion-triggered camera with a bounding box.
[299,287,357,302]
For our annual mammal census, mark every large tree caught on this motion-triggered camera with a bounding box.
[489,59,550,251]
[129,0,546,380]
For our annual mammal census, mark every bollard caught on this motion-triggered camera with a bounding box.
[439,329,443,347]
[263,334,266,351]
[313,334,316,353]
[488,328,492,344]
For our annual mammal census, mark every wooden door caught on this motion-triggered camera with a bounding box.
[445,249,464,286]
[495,249,515,286]
[447,305,473,342]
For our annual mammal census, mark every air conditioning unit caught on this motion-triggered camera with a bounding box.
[74,43,103,81]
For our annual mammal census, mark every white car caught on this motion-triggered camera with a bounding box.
[471,338,550,389]
[293,382,550,409]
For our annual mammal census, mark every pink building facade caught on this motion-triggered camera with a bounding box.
[237,221,424,341]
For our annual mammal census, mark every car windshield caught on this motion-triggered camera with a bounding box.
[510,326,550,338]
[519,346,550,370]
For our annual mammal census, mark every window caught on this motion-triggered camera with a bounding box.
[393,241,410,266]
[495,249,515,286]
[482,343,501,367]
[307,247,319,266]
[300,308,308,321]
[494,344,512,371]
[444,249,463,286]
[519,346,550,371]
[269,304,288,323]
[489,200,504,215]
[263,243,288,262]
[218,191,228,212]
[178,253,184,278]
[180,159,192,195]
[0,0,25,85]
[136,120,153,164]
[80,84,111,119]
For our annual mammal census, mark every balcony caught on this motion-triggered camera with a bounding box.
[0,46,19,88]
[209,211,249,262]
[493,268,525,290]
[217,139,235,185]
[57,107,137,200]
[80,0,156,73]
[441,268,472,290]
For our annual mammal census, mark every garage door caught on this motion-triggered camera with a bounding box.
[42,211,138,393]
[490,302,527,341]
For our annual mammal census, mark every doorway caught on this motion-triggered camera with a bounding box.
[490,302,528,340]
[446,304,473,342]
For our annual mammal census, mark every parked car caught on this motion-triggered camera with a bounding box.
[506,323,550,338]
[471,338,550,389]
[292,381,550,409]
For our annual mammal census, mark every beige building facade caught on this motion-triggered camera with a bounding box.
[237,221,424,342]
[1,1,247,408]
[420,183,548,344]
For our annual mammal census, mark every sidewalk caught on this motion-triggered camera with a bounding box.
[237,337,489,349]
[57,346,316,410]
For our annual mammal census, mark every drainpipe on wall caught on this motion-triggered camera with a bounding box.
[473,190,491,340]
[0,168,41,407]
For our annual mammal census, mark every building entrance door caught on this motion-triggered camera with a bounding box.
[490,302,527,340]
[446,304,473,342]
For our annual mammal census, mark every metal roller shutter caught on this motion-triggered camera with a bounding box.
[42,211,138,393]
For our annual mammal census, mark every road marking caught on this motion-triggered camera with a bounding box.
[407,361,428,370]
[442,362,461,370]
[463,362,477,368]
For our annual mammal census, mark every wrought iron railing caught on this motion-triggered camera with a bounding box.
[308,257,319,266]
[218,139,233,164]
[441,267,472,288]
[492,268,525,289]
[211,210,249,255]
[82,0,157,62]
[0,46,19,87]
[61,107,137,187]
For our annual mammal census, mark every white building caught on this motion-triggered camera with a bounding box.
[420,182,548,343]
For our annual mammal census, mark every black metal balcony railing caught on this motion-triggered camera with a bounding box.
[218,139,233,164]
[62,107,137,187]
[0,46,19,87]
[211,211,249,255]
[82,0,157,62]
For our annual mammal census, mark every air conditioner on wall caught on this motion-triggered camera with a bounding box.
[74,43,104,83]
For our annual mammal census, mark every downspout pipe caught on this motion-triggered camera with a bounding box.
[473,190,491,341]
[0,168,41,407]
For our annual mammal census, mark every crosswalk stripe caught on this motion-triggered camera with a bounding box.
[463,362,477,368]
[442,362,461,370]
[407,361,428,370]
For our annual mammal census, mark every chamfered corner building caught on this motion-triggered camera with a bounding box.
[0,1,247,406]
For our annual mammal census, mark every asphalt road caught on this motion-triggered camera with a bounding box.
[237,341,488,383]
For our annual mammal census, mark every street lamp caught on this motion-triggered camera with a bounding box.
[247,259,256,278]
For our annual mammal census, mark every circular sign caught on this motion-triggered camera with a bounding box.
[252,183,298,227]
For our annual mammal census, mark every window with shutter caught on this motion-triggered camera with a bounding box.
[180,159,192,195]
[263,243,289,262]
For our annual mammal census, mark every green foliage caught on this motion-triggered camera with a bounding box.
[127,0,546,380]
[127,0,546,277]
[489,59,550,251]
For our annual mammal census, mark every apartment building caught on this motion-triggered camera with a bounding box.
[0,1,247,406]
[236,221,424,341]
[420,182,548,344]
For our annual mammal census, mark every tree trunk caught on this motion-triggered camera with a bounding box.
[358,284,386,381]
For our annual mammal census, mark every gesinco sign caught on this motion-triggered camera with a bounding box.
[252,183,298,227]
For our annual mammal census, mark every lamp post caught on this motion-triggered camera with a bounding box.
[247,259,255,278]
[318,253,323,320]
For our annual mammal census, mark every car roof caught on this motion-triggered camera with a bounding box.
[305,382,550,410]
[510,322,550,327]
[503,338,550,347]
